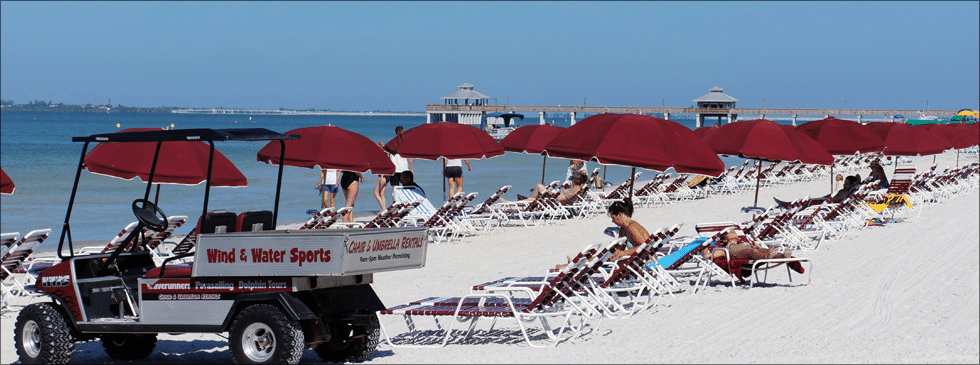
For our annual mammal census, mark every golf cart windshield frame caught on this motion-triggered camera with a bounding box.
[58,128,300,259]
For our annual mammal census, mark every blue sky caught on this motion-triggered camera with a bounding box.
[2,1,977,111]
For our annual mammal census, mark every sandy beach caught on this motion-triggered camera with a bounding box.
[3,151,978,364]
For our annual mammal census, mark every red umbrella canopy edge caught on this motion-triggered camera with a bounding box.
[543,114,725,177]
[796,117,886,155]
[865,122,947,156]
[384,122,505,160]
[692,126,720,140]
[256,125,395,175]
[1,168,15,195]
[500,124,566,154]
[704,119,833,165]
[84,128,247,187]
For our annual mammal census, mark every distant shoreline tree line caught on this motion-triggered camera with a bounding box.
[0,100,414,114]
[1,99,174,113]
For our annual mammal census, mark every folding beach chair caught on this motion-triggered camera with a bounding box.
[701,231,812,288]
[392,185,440,223]
[1,229,52,296]
[299,207,334,229]
[76,221,139,255]
[313,207,351,229]
[490,181,561,228]
[378,242,611,348]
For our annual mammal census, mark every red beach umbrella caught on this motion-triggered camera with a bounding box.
[543,113,725,199]
[84,128,247,187]
[384,122,504,160]
[865,122,946,156]
[796,117,885,194]
[1,168,15,195]
[256,125,395,175]
[692,126,719,139]
[795,117,886,155]
[385,122,504,201]
[703,119,833,208]
[500,124,566,184]
[952,123,980,147]
[779,125,836,166]
[920,124,955,151]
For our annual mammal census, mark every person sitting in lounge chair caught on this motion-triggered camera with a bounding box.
[502,171,587,205]
[866,160,889,190]
[392,171,437,221]
[556,197,649,270]
[774,174,861,208]
[606,197,651,262]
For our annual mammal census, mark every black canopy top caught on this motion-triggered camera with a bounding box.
[72,128,300,143]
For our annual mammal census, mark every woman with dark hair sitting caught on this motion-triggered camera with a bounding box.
[555,197,650,270]
[607,197,650,262]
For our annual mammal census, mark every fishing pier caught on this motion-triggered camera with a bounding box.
[428,84,961,127]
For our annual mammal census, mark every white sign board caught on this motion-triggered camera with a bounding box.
[192,228,427,277]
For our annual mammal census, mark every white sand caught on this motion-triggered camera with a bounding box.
[3,151,978,364]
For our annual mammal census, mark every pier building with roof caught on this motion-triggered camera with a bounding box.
[693,86,739,126]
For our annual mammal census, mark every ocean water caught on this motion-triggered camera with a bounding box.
[0,111,749,250]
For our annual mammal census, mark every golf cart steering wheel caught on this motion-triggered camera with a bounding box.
[133,199,168,232]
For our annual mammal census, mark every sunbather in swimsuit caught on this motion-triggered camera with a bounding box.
[702,231,803,274]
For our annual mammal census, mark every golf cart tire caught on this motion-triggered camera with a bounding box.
[229,304,305,365]
[15,303,75,364]
[314,313,380,363]
[101,333,158,360]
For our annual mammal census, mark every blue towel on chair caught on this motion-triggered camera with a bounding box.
[645,237,710,271]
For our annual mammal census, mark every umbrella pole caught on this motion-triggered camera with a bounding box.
[154,184,161,205]
[754,160,762,208]
[442,158,447,203]
[628,167,636,200]
[541,155,547,184]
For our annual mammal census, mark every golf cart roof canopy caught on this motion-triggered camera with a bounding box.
[73,128,300,143]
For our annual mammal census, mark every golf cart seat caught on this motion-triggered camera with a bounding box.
[199,211,238,234]
[236,210,274,232]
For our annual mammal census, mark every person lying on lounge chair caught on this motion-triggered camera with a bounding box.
[774,174,861,208]
[501,171,587,205]
[702,230,804,274]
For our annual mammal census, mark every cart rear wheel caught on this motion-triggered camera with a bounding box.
[15,303,75,364]
[101,333,157,360]
[229,304,304,365]
[314,314,380,363]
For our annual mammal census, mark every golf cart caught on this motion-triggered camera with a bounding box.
[14,128,429,364]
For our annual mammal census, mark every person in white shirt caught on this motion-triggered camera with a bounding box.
[317,168,340,209]
[566,159,603,188]
[389,126,414,189]
[444,158,471,197]
[565,159,587,184]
